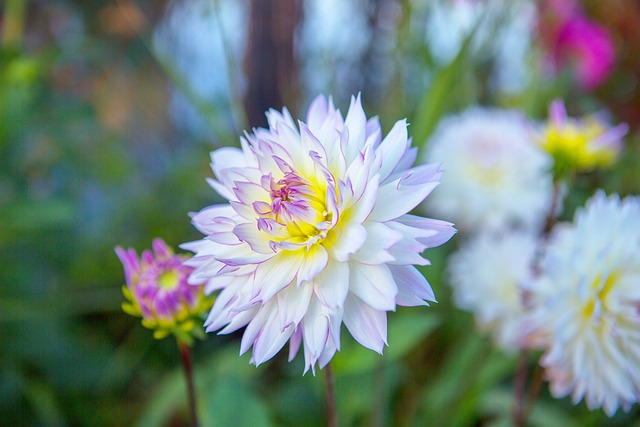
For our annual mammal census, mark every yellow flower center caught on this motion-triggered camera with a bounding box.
[582,272,618,320]
[158,269,180,290]
[541,120,615,171]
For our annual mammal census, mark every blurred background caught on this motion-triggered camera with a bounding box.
[1,0,639,425]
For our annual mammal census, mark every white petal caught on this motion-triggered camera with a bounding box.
[266,106,297,134]
[343,93,367,163]
[376,119,408,181]
[252,250,304,301]
[388,265,436,302]
[302,297,331,374]
[297,244,329,285]
[370,164,442,222]
[233,223,275,254]
[351,222,401,265]
[306,95,330,133]
[233,181,270,206]
[314,259,350,308]
[388,146,417,181]
[289,327,303,361]
[325,222,367,262]
[189,205,238,235]
[343,293,387,353]
[318,334,338,369]
[347,174,379,224]
[210,147,247,179]
[349,262,397,311]
[240,304,271,355]
[253,317,294,366]
[395,215,456,248]
[277,281,313,329]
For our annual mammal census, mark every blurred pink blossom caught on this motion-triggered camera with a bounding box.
[540,0,616,89]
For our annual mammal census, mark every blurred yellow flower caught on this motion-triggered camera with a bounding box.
[540,100,628,176]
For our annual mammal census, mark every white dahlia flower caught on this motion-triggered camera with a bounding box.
[525,191,640,415]
[183,94,455,373]
[422,107,553,233]
[449,231,537,352]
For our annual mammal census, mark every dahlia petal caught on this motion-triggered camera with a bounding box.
[388,265,436,303]
[388,145,417,182]
[211,146,247,172]
[549,99,568,126]
[347,174,379,224]
[253,319,294,366]
[370,164,442,222]
[306,95,330,133]
[326,222,367,262]
[240,305,271,355]
[214,242,273,266]
[318,334,338,369]
[376,119,408,181]
[252,250,304,301]
[218,305,259,334]
[365,116,382,144]
[395,290,429,307]
[344,93,367,162]
[266,106,297,134]
[344,146,375,207]
[386,240,430,266]
[115,247,139,287]
[351,222,401,265]
[203,274,236,295]
[297,245,329,285]
[343,293,387,353]
[349,262,397,311]
[233,223,275,254]
[190,204,238,234]
[395,215,456,248]
[233,181,271,205]
[313,259,350,308]
[288,327,303,361]
[302,297,331,373]
[277,281,313,329]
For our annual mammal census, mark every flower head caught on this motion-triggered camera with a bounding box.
[449,231,536,352]
[116,238,213,344]
[524,191,640,415]
[422,107,553,233]
[539,99,628,175]
[538,0,616,89]
[183,94,455,373]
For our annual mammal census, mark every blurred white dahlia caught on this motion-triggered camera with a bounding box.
[449,231,537,352]
[422,107,553,232]
[183,94,455,373]
[525,191,640,415]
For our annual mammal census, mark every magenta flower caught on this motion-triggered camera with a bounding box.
[183,94,455,373]
[554,16,616,89]
[116,238,213,343]
[540,0,616,89]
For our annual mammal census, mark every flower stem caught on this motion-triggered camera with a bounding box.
[324,363,338,427]
[512,350,529,427]
[178,339,199,427]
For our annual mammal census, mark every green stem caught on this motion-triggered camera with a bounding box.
[324,363,338,427]
[178,339,199,427]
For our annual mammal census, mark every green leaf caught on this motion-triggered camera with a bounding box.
[411,21,479,149]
